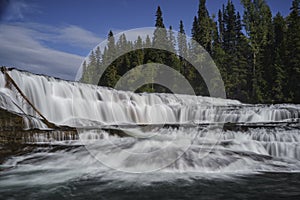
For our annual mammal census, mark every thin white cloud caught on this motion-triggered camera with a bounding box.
[3,0,39,21]
[10,22,103,50]
[57,25,102,49]
[0,23,159,81]
[0,23,84,80]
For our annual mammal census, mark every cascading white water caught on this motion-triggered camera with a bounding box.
[0,68,300,184]
[0,69,299,128]
[76,126,300,172]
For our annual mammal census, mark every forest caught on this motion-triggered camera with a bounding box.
[81,0,300,104]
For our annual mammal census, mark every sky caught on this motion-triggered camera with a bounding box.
[0,0,293,80]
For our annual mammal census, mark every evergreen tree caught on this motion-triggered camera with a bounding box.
[99,31,119,87]
[103,30,116,67]
[241,0,273,102]
[89,50,97,66]
[80,1,299,103]
[166,26,181,89]
[153,6,168,52]
[234,12,252,101]
[212,7,227,95]
[167,26,176,52]
[88,50,97,83]
[222,1,237,97]
[197,0,212,53]
[143,35,154,63]
[132,36,144,67]
[178,20,188,60]
[95,46,101,65]
[286,0,300,102]
[191,16,199,42]
[260,4,274,101]
[104,65,119,87]
[116,34,130,75]
[80,60,89,83]
[223,0,236,54]
[178,20,188,75]
[189,0,215,95]
[211,13,228,97]
[271,13,287,102]
[221,1,249,101]
[218,6,225,45]
[152,6,168,92]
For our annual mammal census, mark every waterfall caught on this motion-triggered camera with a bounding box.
[0,68,300,174]
[0,69,299,129]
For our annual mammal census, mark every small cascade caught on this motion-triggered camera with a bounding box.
[0,69,299,129]
[75,126,300,173]
[0,68,299,174]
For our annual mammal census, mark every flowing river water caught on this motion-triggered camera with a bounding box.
[0,69,299,199]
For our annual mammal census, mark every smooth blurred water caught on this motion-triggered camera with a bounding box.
[0,69,300,199]
[1,160,300,200]
[1,69,299,129]
[1,126,300,199]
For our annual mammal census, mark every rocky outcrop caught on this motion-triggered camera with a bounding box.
[0,108,78,143]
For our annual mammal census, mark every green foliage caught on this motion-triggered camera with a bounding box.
[270,13,286,102]
[81,0,300,103]
[286,0,300,102]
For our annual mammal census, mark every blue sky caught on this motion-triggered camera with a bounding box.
[0,0,293,80]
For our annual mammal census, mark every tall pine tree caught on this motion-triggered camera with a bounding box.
[178,20,188,74]
[242,0,273,103]
[286,0,300,102]
[271,13,287,102]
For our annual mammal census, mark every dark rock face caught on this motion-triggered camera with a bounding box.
[0,108,25,132]
[0,108,79,164]
[0,108,78,143]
